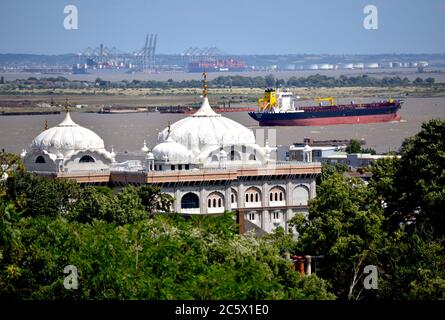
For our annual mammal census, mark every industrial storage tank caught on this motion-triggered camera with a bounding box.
[365,63,379,69]
[339,63,354,69]
[318,64,334,70]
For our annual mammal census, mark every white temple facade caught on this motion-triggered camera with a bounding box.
[23,86,320,235]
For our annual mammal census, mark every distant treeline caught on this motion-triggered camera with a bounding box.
[0,74,438,90]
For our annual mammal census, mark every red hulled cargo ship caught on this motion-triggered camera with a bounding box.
[248,88,403,126]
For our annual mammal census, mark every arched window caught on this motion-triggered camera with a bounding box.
[181,193,199,209]
[218,198,222,207]
[248,154,256,160]
[250,194,254,202]
[35,156,45,164]
[211,155,218,162]
[245,194,249,202]
[231,194,235,203]
[255,193,259,202]
[79,155,95,163]
[294,185,310,206]
[270,187,286,203]
[208,199,212,208]
[213,199,216,208]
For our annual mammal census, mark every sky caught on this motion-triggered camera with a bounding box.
[0,0,445,55]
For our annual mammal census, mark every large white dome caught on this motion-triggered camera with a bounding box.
[31,112,106,155]
[158,97,256,150]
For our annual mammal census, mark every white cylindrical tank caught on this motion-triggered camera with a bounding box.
[318,64,334,70]
[365,63,379,69]
[339,63,354,69]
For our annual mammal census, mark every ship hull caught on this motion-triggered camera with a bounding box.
[249,102,402,126]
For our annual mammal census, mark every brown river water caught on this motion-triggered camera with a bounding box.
[0,97,444,155]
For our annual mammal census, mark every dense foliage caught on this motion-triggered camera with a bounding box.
[1,119,444,300]
[0,170,333,299]
[0,74,439,91]
[291,119,445,300]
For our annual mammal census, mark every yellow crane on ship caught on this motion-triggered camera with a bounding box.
[315,97,335,107]
[257,88,277,111]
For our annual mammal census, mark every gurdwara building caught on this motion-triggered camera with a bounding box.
[22,90,320,234]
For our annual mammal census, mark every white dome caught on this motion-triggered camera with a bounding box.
[31,112,106,155]
[158,97,256,150]
[152,136,193,163]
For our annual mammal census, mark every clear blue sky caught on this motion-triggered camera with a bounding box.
[1,0,444,54]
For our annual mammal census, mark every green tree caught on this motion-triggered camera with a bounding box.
[370,119,445,236]
[291,173,384,299]
[137,185,174,215]
[345,140,362,154]
[318,162,349,184]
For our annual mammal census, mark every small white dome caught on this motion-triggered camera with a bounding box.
[31,112,106,155]
[152,136,192,163]
[158,97,256,150]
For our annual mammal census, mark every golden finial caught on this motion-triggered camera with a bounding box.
[44,119,48,130]
[64,98,70,113]
[202,72,208,97]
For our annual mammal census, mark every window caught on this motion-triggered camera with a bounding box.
[178,165,182,170]
[79,155,95,163]
[171,165,175,170]
[208,199,212,208]
[250,194,254,202]
[246,194,249,202]
[185,164,189,170]
[273,212,280,219]
[181,193,199,209]
[270,193,273,201]
[275,192,278,201]
[279,192,283,201]
[218,198,222,207]
[159,165,162,171]
[248,213,255,221]
[213,199,216,208]
[255,193,259,202]
[231,194,235,203]
[35,156,45,163]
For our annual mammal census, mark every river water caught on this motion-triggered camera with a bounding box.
[0,97,444,155]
